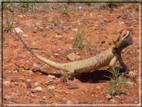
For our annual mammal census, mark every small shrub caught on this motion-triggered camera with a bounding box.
[136,5,139,11]
[58,8,70,16]
[103,68,132,98]
[52,15,61,28]
[100,2,121,9]
[72,28,93,49]
[3,3,15,11]
[21,3,36,12]
[105,2,120,8]
[2,3,9,9]
[3,13,14,32]
[62,72,68,82]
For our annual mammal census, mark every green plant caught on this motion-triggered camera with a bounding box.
[58,8,70,16]
[52,15,61,28]
[105,2,120,8]
[103,68,132,98]
[72,28,93,49]
[100,2,120,9]
[22,3,30,8]
[3,13,15,32]
[21,2,36,12]
[3,3,15,10]
[62,72,68,82]
[2,3,9,9]
[136,5,139,11]
[84,3,91,6]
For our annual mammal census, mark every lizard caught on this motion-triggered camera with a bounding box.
[14,28,133,79]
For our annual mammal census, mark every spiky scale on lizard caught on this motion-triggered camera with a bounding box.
[14,28,133,79]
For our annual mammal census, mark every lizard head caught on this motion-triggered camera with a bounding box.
[112,28,133,51]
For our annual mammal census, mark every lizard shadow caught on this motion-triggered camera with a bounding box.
[32,67,126,83]
[32,70,62,78]
[74,68,126,83]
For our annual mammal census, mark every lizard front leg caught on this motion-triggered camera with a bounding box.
[118,54,128,72]
[108,56,118,79]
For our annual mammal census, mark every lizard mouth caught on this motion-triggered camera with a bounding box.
[122,30,129,40]
[118,30,133,49]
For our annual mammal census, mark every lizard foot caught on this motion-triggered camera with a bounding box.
[124,70,138,79]
[61,72,73,84]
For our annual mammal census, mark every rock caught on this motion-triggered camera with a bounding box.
[101,40,105,44]
[100,47,106,50]
[67,53,75,61]
[118,21,125,25]
[127,86,132,90]
[26,70,34,76]
[42,33,48,37]
[3,81,10,86]
[93,24,98,27]
[33,86,43,92]
[13,27,23,33]
[68,84,78,89]
[14,82,19,85]
[3,95,13,100]
[6,101,13,104]
[48,86,55,90]
[70,37,74,40]
[31,94,35,98]
[54,53,59,56]
[4,81,10,84]
[43,96,46,100]
[127,81,134,86]
[35,23,41,26]
[17,93,22,96]
[108,42,112,45]
[14,68,20,73]
[33,63,41,70]
[46,26,50,29]
[26,79,31,82]
[24,91,30,95]
[12,70,18,73]
[27,84,32,88]
[106,94,112,99]
[23,34,28,37]
[33,81,39,86]
[79,6,82,9]
[98,15,103,17]
[72,28,78,32]
[110,99,117,103]
[38,27,43,31]
[127,96,138,102]
[45,79,53,85]
[96,86,101,90]
[15,56,23,60]
[104,20,111,23]
[55,35,62,38]
[67,53,80,61]
[115,95,120,98]
[47,75,55,79]
[66,100,73,104]
[33,28,37,33]
[17,15,25,18]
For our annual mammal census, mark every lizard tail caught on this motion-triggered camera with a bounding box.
[14,28,62,69]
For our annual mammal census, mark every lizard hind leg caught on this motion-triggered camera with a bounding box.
[62,65,75,83]
[65,66,75,76]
